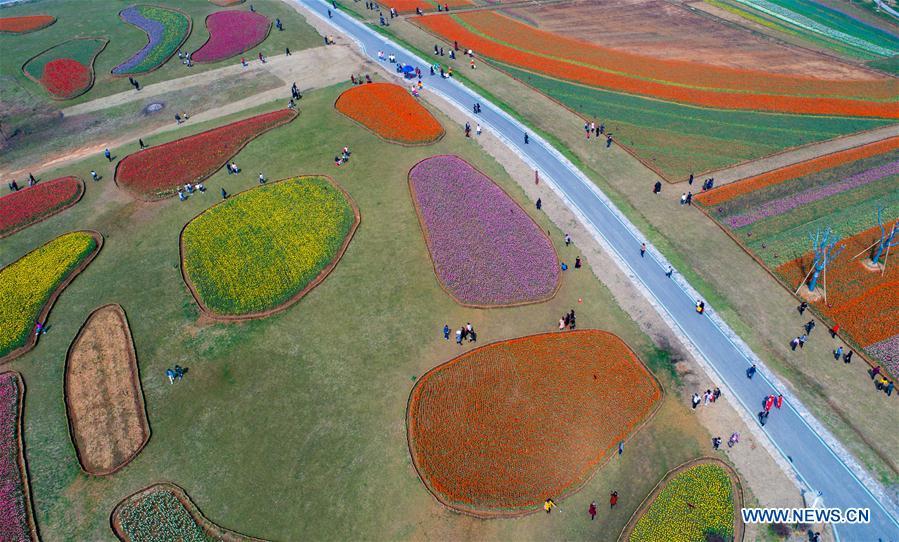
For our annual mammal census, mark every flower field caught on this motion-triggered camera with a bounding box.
[22,38,106,99]
[412,12,897,118]
[0,372,36,542]
[628,462,736,542]
[112,6,191,75]
[409,155,559,306]
[0,15,55,34]
[0,176,83,238]
[114,485,209,542]
[407,330,661,515]
[696,144,899,372]
[0,231,99,360]
[335,83,444,145]
[191,10,271,63]
[181,177,358,317]
[501,64,891,180]
[209,0,245,5]
[380,0,473,14]
[115,109,296,199]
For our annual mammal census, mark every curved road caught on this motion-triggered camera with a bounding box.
[297,1,899,539]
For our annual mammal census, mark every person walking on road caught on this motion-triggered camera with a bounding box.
[524,132,529,144]
[640,243,646,258]
[746,364,757,379]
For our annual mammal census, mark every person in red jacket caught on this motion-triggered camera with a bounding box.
[775,394,784,409]
[610,491,619,509]
[764,395,775,412]
[589,501,597,520]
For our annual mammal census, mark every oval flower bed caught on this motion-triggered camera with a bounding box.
[22,38,107,99]
[112,5,191,75]
[625,459,741,542]
[0,176,84,238]
[191,10,271,63]
[0,15,56,34]
[115,108,296,199]
[335,83,444,145]
[181,177,359,318]
[409,155,559,306]
[407,330,662,516]
[112,482,259,542]
[0,372,38,542]
[0,231,101,362]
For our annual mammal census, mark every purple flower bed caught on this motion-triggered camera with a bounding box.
[728,160,899,229]
[409,155,559,306]
[191,10,270,63]
[0,373,30,541]
[868,335,899,378]
[113,6,191,75]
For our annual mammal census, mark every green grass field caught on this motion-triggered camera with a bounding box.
[499,64,892,180]
[2,83,712,541]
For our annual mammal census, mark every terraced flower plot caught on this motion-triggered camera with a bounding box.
[626,460,738,542]
[407,330,661,516]
[413,11,897,118]
[0,176,83,238]
[112,483,258,542]
[115,108,296,199]
[23,38,107,99]
[696,140,899,373]
[0,231,100,362]
[0,372,38,542]
[181,177,359,318]
[409,155,559,306]
[192,10,270,63]
[335,83,444,145]
[0,15,55,34]
[113,5,191,75]
[502,65,892,180]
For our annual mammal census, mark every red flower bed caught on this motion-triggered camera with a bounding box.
[0,177,83,238]
[413,14,897,118]
[408,330,661,516]
[191,11,271,63]
[696,137,899,206]
[40,58,91,100]
[776,223,899,348]
[115,109,297,199]
[382,0,473,13]
[0,15,55,33]
[335,83,444,144]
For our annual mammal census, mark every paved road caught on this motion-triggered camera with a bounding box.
[297,1,899,539]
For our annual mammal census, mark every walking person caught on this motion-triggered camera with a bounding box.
[544,498,556,514]
[798,334,807,348]
[843,350,853,363]
[476,123,481,136]
[691,392,701,409]
[798,301,808,315]
[90,170,99,181]
[830,324,840,338]
[775,394,783,409]
[564,233,571,246]
[618,441,623,456]
[712,437,722,450]
[104,148,112,162]
[640,243,646,258]
[259,172,266,184]
[466,322,474,342]
[833,346,843,360]
[166,368,176,384]
[524,132,529,144]
[536,198,542,210]
[665,266,673,278]
[790,337,800,351]
[455,328,463,345]
[139,138,147,149]
[609,491,618,509]
[759,410,769,426]
[728,432,740,447]
[589,501,597,520]
[805,320,816,334]
[746,364,757,379]
[443,324,450,340]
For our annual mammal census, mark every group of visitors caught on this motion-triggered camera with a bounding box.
[582,121,605,139]
[444,322,477,344]
[679,191,693,205]
[177,49,193,67]
[545,491,618,518]
[690,387,721,409]
[712,432,740,450]
[7,173,39,192]
[165,365,187,384]
[177,182,206,201]
[757,393,784,426]
[334,146,351,166]
[558,309,576,331]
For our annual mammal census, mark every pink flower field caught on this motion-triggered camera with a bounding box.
[191,10,271,63]
[0,373,32,541]
[409,155,560,306]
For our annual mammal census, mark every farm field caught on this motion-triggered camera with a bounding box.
[2,84,714,541]
[696,141,899,375]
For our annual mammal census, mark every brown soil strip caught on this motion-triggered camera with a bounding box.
[2,372,40,541]
[0,230,104,365]
[179,175,361,321]
[617,457,745,542]
[110,482,268,541]
[407,154,562,309]
[64,304,150,476]
[110,5,193,78]
[20,38,109,101]
[405,330,664,518]
[0,177,85,239]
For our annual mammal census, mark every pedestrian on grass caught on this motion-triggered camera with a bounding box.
[589,501,597,520]
[712,437,722,450]
[174,365,184,381]
[443,324,450,340]
[834,346,843,360]
[691,393,701,409]
[259,173,266,184]
[790,337,800,351]
[575,257,581,269]
[564,233,571,246]
[618,441,623,456]
[559,318,566,331]
[139,138,147,149]
[221,187,228,199]
[610,491,618,509]
[166,368,176,384]
[104,148,111,161]
[90,170,98,181]
[843,350,853,364]
[536,198,542,210]
[466,323,474,342]
[456,328,462,345]
[544,499,556,513]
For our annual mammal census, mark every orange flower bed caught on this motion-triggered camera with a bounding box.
[407,330,661,516]
[776,223,899,347]
[382,0,472,13]
[335,83,444,144]
[413,14,897,118]
[696,137,899,207]
[0,15,55,34]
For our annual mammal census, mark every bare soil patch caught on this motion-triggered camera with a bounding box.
[64,304,149,475]
[500,0,886,80]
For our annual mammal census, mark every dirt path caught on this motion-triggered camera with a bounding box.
[5,44,369,179]
[680,123,899,187]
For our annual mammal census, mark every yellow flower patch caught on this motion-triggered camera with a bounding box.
[0,231,97,357]
[181,177,357,316]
